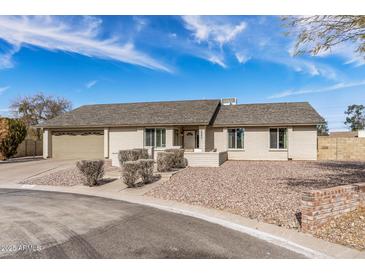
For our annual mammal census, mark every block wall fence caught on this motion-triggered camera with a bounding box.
[318,136,365,161]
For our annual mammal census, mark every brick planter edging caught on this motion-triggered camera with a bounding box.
[301,183,365,232]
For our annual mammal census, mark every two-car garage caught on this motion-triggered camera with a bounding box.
[51,130,104,160]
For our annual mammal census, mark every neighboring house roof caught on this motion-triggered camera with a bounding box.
[38,99,221,128]
[329,131,358,138]
[213,102,324,126]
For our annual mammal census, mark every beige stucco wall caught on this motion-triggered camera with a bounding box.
[211,126,317,161]
[213,127,226,151]
[227,127,288,160]
[109,126,181,166]
[289,126,317,160]
[109,127,144,166]
[47,124,318,164]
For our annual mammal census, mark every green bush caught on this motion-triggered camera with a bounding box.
[165,148,186,168]
[118,148,149,166]
[156,152,174,172]
[138,159,155,183]
[133,148,149,159]
[0,118,27,159]
[118,150,136,165]
[76,160,104,187]
[122,161,141,188]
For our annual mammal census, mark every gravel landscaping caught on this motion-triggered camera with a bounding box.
[146,160,365,228]
[20,167,87,186]
[314,207,365,250]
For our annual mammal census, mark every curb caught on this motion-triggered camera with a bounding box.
[0,184,338,258]
[129,200,330,259]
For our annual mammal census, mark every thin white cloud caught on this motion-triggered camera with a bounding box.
[181,16,246,68]
[0,45,19,69]
[0,16,171,72]
[269,80,365,99]
[0,86,9,95]
[208,55,227,68]
[182,16,246,46]
[133,16,148,32]
[304,43,365,68]
[289,59,337,79]
[235,52,250,64]
[85,80,97,89]
[180,16,339,78]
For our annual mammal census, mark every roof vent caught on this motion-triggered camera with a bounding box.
[221,98,237,105]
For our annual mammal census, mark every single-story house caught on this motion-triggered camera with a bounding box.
[38,99,324,167]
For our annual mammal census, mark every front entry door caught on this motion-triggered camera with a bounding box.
[184,131,195,150]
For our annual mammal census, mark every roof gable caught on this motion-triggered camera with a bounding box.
[39,99,221,128]
[213,102,324,126]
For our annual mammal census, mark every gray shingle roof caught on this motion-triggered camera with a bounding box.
[213,102,324,126]
[38,99,221,128]
[38,100,324,129]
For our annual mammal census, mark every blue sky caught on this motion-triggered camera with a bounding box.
[0,15,364,131]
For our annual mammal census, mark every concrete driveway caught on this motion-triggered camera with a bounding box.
[0,158,76,185]
[0,189,305,259]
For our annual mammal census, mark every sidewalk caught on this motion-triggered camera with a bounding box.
[1,177,365,259]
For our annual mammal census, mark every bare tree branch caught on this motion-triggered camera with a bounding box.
[283,16,365,57]
[10,92,72,139]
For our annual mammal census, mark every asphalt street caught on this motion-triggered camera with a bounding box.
[0,189,305,258]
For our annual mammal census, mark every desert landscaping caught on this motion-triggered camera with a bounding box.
[146,160,365,249]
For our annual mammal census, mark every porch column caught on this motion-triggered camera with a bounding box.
[287,127,294,159]
[166,127,174,148]
[222,128,228,150]
[199,126,206,152]
[104,128,109,159]
[42,129,52,159]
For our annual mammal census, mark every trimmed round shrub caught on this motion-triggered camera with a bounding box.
[138,159,155,183]
[76,160,104,187]
[118,150,130,165]
[118,150,137,165]
[122,160,141,188]
[157,152,174,172]
[118,148,149,166]
[165,148,186,168]
[133,148,149,160]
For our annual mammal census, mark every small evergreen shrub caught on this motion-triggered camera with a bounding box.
[0,118,27,159]
[156,152,174,172]
[118,150,135,165]
[118,148,149,166]
[133,148,149,160]
[138,159,154,183]
[76,160,104,187]
[165,148,186,168]
[122,161,141,187]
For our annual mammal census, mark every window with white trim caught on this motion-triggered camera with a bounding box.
[228,128,244,149]
[144,128,166,147]
[269,128,287,149]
